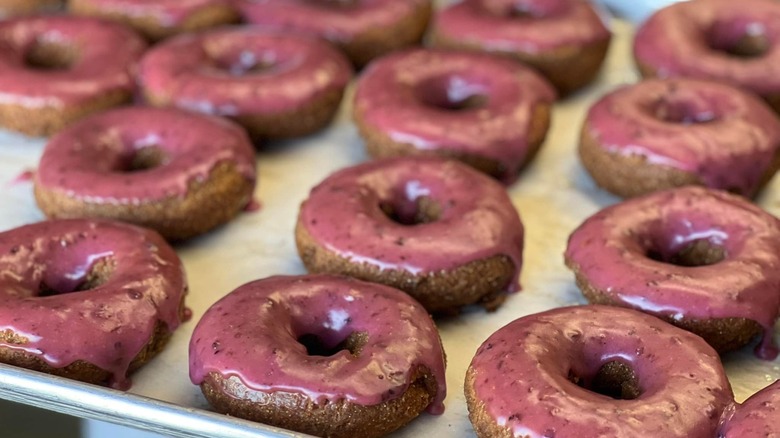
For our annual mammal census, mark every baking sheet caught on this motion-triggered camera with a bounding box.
[1,17,779,438]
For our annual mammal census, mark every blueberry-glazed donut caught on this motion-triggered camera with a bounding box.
[719,380,780,437]
[565,187,780,358]
[0,16,146,137]
[68,0,240,41]
[139,28,352,141]
[0,0,62,17]
[353,49,555,184]
[189,274,446,438]
[430,0,611,95]
[235,0,432,68]
[634,0,780,112]
[0,219,187,389]
[580,78,780,198]
[466,305,734,438]
[34,107,256,241]
[296,157,524,313]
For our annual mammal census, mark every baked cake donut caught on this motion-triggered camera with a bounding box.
[0,219,187,389]
[466,305,734,438]
[190,274,446,438]
[353,49,555,184]
[139,28,352,141]
[235,0,432,68]
[430,0,611,95]
[68,0,239,41]
[719,380,780,437]
[565,187,780,358]
[34,107,256,241]
[296,157,524,313]
[580,78,780,198]
[0,16,146,137]
[0,0,61,17]
[634,0,780,112]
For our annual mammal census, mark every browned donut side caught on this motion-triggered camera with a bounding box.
[201,367,439,438]
[0,0,61,17]
[464,367,513,438]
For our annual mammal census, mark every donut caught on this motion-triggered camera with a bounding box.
[634,0,780,113]
[68,0,240,41]
[430,0,611,95]
[0,219,187,389]
[295,157,524,313]
[564,186,780,358]
[719,380,780,437]
[353,49,555,184]
[139,28,352,141]
[0,0,61,17]
[580,78,780,198]
[465,305,734,438]
[235,0,432,68]
[189,274,446,438]
[0,16,146,137]
[34,107,257,241]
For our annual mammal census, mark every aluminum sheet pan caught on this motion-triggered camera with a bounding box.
[1,18,779,438]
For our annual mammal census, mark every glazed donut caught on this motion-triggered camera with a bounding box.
[68,0,239,41]
[296,157,524,313]
[465,305,734,438]
[189,274,446,438]
[0,0,61,17]
[719,380,780,437]
[0,219,187,389]
[580,78,780,198]
[0,16,146,137]
[235,0,432,68]
[634,0,780,112]
[34,107,256,241]
[353,49,555,184]
[139,28,352,141]
[564,186,780,357]
[430,0,611,95]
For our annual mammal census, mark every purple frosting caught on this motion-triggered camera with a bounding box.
[719,380,780,437]
[468,305,734,438]
[74,0,234,26]
[35,107,256,204]
[298,157,524,291]
[189,274,447,413]
[565,187,780,359]
[584,78,780,196]
[0,16,146,108]
[354,49,556,184]
[0,219,186,389]
[634,0,780,97]
[138,28,352,117]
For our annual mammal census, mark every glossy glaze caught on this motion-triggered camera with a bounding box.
[35,107,256,203]
[634,0,780,97]
[0,219,186,389]
[298,157,524,290]
[0,16,146,108]
[468,305,734,437]
[73,0,232,26]
[719,380,780,437]
[584,78,780,196]
[190,274,447,412]
[565,187,780,359]
[354,49,555,184]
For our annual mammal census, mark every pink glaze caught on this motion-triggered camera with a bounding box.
[0,16,146,109]
[719,380,780,437]
[433,0,610,53]
[7,169,34,186]
[0,219,186,389]
[469,305,734,437]
[35,107,256,204]
[584,78,780,197]
[73,0,234,27]
[236,0,429,44]
[243,198,261,213]
[634,0,780,98]
[138,28,351,118]
[189,274,447,413]
[298,157,524,291]
[354,49,556,184]
[565,187,780,359]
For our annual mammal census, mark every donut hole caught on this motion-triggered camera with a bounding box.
[297,331,368,357]
[484,0,568,18]
[416,75,489,111]
[38,257,116,297]
[24,39,78,71]
[647,238,726,267]
[650,98,718,125]
[568,360,641,400]
[380,196,442,226]
[123,147,168,173]
[707,19,770,59]
[211,52,277,76]
[304,0,359,8]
